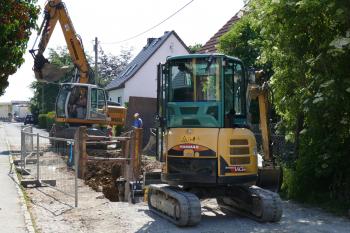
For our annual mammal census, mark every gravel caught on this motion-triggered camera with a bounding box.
[25,186,350,233]
[4,122,350,233]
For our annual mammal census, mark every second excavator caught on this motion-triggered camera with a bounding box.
[29,0,125,138]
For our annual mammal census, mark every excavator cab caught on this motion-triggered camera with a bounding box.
[56,83,108,124]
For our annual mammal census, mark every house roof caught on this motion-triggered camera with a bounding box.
[106,30,189,91]
[198,11,242,54]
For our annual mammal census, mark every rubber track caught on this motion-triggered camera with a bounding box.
[148,184,201,226]
[218,185,283,222]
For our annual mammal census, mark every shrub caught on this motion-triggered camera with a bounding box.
[38,114,47,129]
[46,111,55,130]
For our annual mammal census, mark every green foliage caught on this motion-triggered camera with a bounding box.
[0,0,39,95]
[113,125,124,136]
[38,112,55,130]
[220,0,350,211]
[30,47,72,118]
[46,111,55,130]
[188,43,203,54]
[38,114,47,129]
[98,47,133,87]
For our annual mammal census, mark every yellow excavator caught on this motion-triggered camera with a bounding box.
[29,0,125,137]
[147,54,282,226]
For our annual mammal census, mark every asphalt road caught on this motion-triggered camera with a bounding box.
[1,121,350,233]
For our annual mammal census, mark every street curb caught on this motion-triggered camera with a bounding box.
[6,140,36,233]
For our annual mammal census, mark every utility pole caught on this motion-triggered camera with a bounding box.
[94,37,99,85]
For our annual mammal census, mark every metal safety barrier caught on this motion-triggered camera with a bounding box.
[18,126,79,207]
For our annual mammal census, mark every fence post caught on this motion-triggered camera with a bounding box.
[74,126,87,179]
[133,128,143,179]
[36,133,40,181]
[30,126,33,153]
[124,131,132,201]
[20,127,24,170]
[74,140,79,207]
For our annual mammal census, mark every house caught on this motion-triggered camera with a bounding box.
[198,9,244,54]
[0,102,12,119]
[106,31,190,105]
[0,100,30,120]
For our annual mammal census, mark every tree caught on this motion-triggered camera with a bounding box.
[30,47,72,116]
[188,43,203,54]
[0,0,39,95]
[220,0,350,211]
[97,47,132,87]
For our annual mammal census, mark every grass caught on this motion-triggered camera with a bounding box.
[279,167,350,217]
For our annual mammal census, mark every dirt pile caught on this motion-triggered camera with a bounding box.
[141,156,162,173]
[87,148,122,157]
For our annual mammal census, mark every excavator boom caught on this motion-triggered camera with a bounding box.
[30,0,89,83]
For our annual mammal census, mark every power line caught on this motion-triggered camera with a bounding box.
[102,0,194,45]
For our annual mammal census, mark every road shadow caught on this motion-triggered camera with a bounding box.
[134,204,253,233]
[28,187,74,216]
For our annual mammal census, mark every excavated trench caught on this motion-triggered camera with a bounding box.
[84,149,161,202]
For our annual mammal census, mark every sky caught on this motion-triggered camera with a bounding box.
[0,0,244,102]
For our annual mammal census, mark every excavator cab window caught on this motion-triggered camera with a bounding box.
[56,85,71,118]
[67,86,88,119]
[164,55,247,129]
[90,88,107,119]
[167,58,222,128]
[223,60,246,127]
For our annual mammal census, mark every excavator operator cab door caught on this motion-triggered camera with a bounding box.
[56,83,107,123]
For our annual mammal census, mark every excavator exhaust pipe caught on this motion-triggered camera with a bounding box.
[33,54,70,82]
[256,166,283,193]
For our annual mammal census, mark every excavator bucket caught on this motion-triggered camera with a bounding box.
[33,54,70,82]
[256,166,283,192]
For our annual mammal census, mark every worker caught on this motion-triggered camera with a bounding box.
[132,113,143,128]
[75,89,87,119]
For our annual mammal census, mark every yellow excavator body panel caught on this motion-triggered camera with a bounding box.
[164,128,258,179]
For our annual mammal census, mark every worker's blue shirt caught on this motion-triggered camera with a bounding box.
[133,118,143,128]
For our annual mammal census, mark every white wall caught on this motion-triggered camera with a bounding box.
[0,104,11,118]
[108,88,124,105]
[123,34,189,102]
[12,105,30,118]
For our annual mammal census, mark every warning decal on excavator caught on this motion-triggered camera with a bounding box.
[168,144,216,157]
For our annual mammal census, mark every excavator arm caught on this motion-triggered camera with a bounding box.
[30,0,89,83]
[249,71,282,191]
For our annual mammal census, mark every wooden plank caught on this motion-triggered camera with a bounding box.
[75,126,87,179]
[87,156,130,161]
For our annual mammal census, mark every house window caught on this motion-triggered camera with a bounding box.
[118,96,122,104]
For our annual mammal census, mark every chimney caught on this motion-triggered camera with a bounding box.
[147,38,156,46]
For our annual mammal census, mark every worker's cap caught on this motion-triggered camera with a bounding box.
[134,113,140,118]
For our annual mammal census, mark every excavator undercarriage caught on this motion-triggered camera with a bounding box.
[148,183,282,227]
